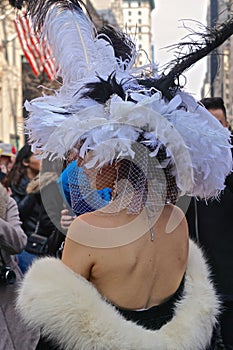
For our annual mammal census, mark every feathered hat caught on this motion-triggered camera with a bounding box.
[11,0,233,203]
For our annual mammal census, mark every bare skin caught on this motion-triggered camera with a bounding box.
[62,204,189,310]
[23,154,41,180]
[208,108,229,128]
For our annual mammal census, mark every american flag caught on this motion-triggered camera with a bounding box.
[14,12,55,80]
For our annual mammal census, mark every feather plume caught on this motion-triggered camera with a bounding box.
[9,0,233,200]
[15,0,118,85]
[80,73,133,104]
[138,18,233,100]
[8,0,24,9]
[22,0,86,31]
[98,25,136,71]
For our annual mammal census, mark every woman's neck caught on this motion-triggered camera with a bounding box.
[27,168,38,180]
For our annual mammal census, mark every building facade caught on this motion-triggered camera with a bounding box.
[122,0,155,66]
[91,0,124,27]
[202,0,233,122]
[0,1,24,149]
[92,0,155,64]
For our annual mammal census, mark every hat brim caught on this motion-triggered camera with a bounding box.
[0,153,14,157]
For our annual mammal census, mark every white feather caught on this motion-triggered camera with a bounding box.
[42,6,117,85]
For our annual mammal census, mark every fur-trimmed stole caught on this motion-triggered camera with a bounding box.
[17,240,219,350]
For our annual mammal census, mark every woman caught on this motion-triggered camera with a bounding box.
[11,1,233,349]
[0,183,39,349]
[4,143,40,205]
[4,144,41,271]
[19,136,221,350]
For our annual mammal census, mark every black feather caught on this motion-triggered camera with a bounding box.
[13,0,89,32]
[80,73,129,104]
[8,0,25,9]
[139,18,233,100]
[98,25,135,67]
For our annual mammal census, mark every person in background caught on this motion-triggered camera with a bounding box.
[4,143,41,204]
[186,97,233,350]
[16,157,67,272]
[7,155,16,174]
[0,142,16,182]
[4,144,41,272]
[0,182,39,349]
[60,208,75,232]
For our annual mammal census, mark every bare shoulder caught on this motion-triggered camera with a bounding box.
[68,211,94,231]
[62,216,97,278]
[161,204,188,236]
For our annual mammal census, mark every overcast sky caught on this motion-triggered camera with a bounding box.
[152,1,208,100]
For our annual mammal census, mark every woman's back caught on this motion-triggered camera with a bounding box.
[62,204,189,310]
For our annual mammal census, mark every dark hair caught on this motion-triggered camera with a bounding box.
[118,134,179,207]
[119,158,147,191]
[200,97,227,120]
[117,158,148,212]
[4,143,33,187]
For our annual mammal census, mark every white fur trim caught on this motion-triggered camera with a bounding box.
[17,240,219,350]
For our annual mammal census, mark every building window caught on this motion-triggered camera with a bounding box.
[138,11,141,15]
[138,2,141,6]
[128,11,131,16]
[138,19,141,24]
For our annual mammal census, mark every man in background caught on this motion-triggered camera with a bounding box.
[0,143,16,182]
[187,97,233,350]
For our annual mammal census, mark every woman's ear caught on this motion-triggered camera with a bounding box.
[22,160,29,167]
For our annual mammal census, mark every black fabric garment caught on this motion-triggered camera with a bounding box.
[194,188,233,298]
[9,171,66,257]
[10,176,30,205]
[225,173,233,195]
[17,176,65,256]
[0,170,6,182]
[18,192,42,237]
[10,175,39,235]
[114,276,185,331]
[18,179,62,235]
[180,187,233,350]
[36,338,61,350]
[219,301,233,349]
[179,189,233,299]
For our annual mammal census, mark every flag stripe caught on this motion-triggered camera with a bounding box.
[14,13,56,80]
[24,14,43,72]
[14,15,40,76]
